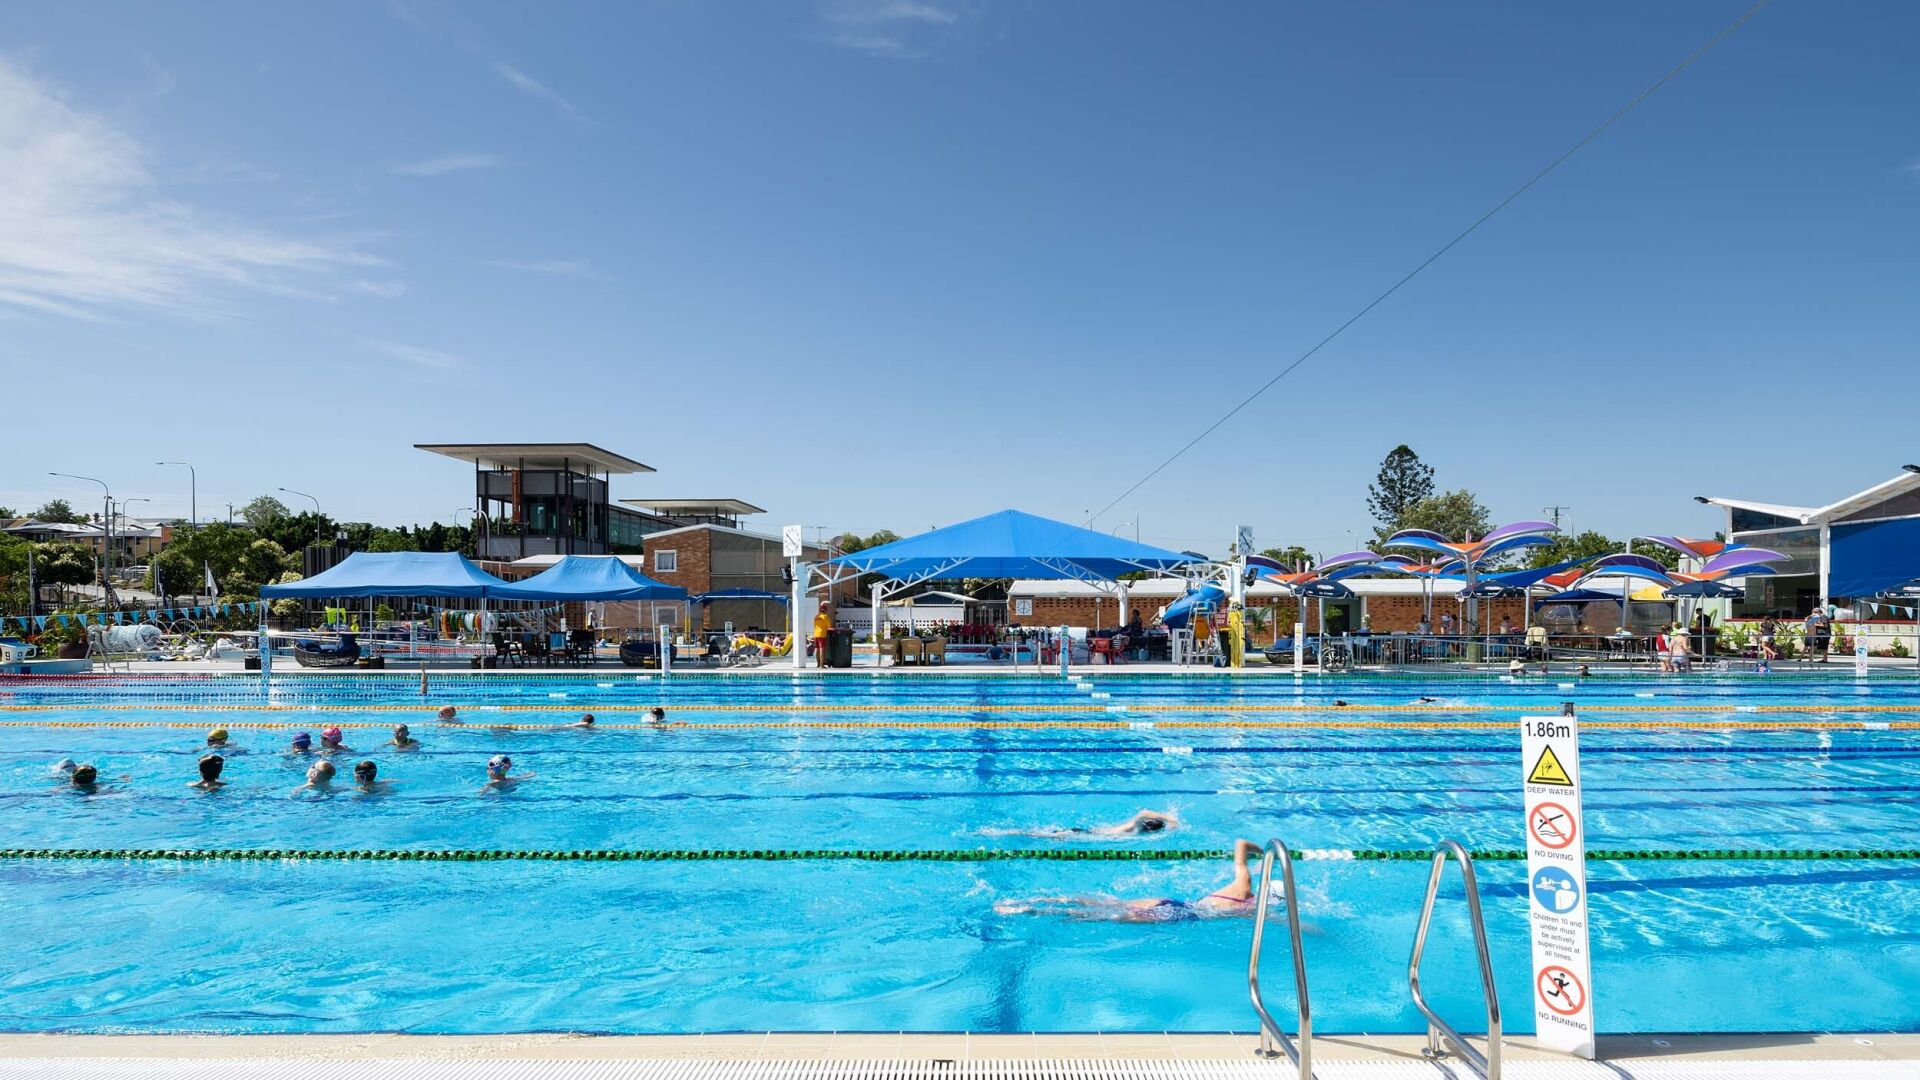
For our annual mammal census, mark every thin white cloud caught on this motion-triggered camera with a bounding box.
[366,339,460,370]
[350,279,409,298]
[487,258,588,276]
[491,63,584,121]
[390,152,503,176]
[815,0,972,58]
[0,59,374,319]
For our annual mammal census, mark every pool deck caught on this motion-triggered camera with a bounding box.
[3,1032,1918,1073]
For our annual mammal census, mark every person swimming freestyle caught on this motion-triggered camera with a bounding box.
[984,809,1181,839]
[994,839,1265,922]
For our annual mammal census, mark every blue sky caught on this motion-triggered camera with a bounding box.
[2,1,1915,556]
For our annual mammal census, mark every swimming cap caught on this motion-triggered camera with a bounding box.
[354,760,377,780]
[207,728,229,744]
[322,726,343,741]
[72,764,98,785]
[292,732,312,748]
[487,754,511,774]
[54,758,76,772]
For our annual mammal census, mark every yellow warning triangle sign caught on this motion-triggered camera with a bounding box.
[1528,745,1573,786]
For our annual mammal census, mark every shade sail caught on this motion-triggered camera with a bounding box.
[828,509,1198,583]
[490,556,688,601]
[260,551,509,599]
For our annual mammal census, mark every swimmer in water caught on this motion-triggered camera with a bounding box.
[1577,664,1591,678]
[51,758,77,777]
[647,707,667,724]
[570,713,596,729]
[68,764,100,792]
[298,760,336,792]
[437,705,461,724]
[290,731,313,754]
[206,727,230,748]
[352,760,394,793]
[995,839,1264,923]
[481,754,533,791]
[985,809,1180,839]
[1507,658,1527,676]
[188,754,226,791]
[319,726,351,753]
[390,724,420,749]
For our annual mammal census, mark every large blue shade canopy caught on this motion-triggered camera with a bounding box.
[260,551,510,599]
[490,556,688,601]
[828,509,1199,583]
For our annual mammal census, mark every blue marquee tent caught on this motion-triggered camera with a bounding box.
[828,509,1198,585]
[490,556,688,602]
[260,551,509,599]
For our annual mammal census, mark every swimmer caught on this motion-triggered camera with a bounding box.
[390,724,420,749]
[188,754,227,791]
[290,731,313,753]
[68,764,100,793]
[206,727,230,748]
[51,758,77,777]
[298,759,336,792]
[1331,700,1349,708]
[319,726,352,753]
[647,707,667,724]
[436,705,461,724]
[1415,696,1439,704]
[352,760,394,794]
[985,809,1180,839]
[1507,658,1526,676]
[570,713,596,729]
[995,839,1264,923]
[481,754,534,791]
[1577,664,1591,678]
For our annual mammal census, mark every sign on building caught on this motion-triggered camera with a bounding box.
[1521,710,1595,1057]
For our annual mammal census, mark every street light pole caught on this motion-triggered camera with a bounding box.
[157,461,196,529]
[278,487,321,516]
[49,472,118,607]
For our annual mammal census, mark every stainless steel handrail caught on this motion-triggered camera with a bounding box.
[1247,839,1312,1078]
[1408,839,1502,1080]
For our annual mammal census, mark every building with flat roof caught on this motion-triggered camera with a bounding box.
[620,499,765,530]
[1699,464,1920,616]
[416,443,671,562]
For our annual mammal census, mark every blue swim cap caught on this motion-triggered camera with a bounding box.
[292,732,312,748]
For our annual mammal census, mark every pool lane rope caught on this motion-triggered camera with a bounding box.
[6,703,1920,718]
[5,847,1919,863]
[4,717,1920,732]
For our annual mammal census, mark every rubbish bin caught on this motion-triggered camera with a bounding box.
[826,627,854,668]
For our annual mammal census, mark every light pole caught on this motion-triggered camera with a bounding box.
[278,487,321,516]
[157,461,196,529]
[49,472,113,598]
[121,499,152,589]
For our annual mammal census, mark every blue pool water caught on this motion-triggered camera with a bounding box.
[2,670,1918,1035]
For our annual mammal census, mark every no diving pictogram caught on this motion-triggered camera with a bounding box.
[1537,966,1586,1016]
[1529,802,1577,849]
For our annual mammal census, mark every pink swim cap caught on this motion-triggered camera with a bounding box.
[322,726,343,741]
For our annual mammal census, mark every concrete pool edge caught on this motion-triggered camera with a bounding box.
[2,1032,1918,1063]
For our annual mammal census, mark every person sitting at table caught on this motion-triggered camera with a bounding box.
[1497,616,1516,636]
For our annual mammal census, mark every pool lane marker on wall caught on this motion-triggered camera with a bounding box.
[1522,707,1595,1058]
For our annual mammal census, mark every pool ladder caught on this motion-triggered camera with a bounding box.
[1247,838,1502,1080]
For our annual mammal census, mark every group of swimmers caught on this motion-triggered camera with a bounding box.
[48,704,670,796]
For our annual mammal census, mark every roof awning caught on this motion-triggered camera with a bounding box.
[415,443,654,474]
[260,552,509,599]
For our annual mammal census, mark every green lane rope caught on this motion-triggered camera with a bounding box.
[3,847,1918,863]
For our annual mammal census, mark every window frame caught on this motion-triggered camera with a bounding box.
[653,549,678,574]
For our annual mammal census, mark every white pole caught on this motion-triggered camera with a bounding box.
[658,620,672,675]
[789,556,807,671]
[872,582,884,667]
[1058,622,1070,678]
[1293,590,1306,673]
[1117,583,1129,628]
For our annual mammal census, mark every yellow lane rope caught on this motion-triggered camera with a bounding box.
[3,702,1920,714]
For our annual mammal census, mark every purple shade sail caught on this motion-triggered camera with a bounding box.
[1481,520,1559,545]
[1699,548,1787,575]
[1590,553,1668,573]
[1317,550,1382,571]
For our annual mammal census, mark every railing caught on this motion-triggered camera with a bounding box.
[1334,632,1674,668]
[1408,840,1501,1080]
[1247,840,1312,1078]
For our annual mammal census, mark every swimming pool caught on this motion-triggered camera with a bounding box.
[3,670,1919,1035]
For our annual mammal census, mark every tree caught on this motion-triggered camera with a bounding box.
[31,543,96,587]
[1526,530,1623,569]
[1260,545,1313,570]
[240,495,292,531]
[258,511,336,553]
[1395,490,1492,545]
[0,506,15,519]
[31,498,86,524]
[150,523,256,598]
[1366,446,1435,539]
[226,538,296,598]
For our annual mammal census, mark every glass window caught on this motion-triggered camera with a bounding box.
[1729,527,1819,577]
[1731,507,1800,532]
[654,550,677,574]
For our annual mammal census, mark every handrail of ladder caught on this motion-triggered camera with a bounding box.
[1408,839,1502,1080]
[1247,839,1312,1079]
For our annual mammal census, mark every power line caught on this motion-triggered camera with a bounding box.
[1087,0,1772,526]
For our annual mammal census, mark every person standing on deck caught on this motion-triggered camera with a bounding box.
[812,606,834,668]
